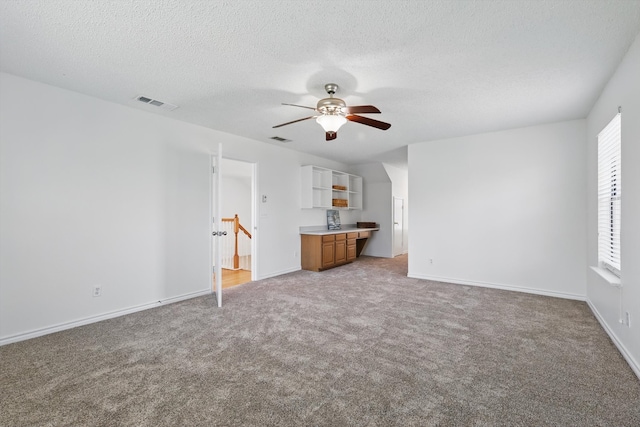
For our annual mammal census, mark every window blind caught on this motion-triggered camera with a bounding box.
[597,113,621,276]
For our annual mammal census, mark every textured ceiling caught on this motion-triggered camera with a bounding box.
[1,0,639,166]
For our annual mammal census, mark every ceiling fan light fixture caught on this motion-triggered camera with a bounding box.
[316,114,347,133]
[273,83,391,137]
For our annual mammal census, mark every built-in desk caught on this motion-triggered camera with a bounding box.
[300,228,378,271]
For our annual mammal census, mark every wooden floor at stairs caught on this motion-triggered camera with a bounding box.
[220,268,252,289]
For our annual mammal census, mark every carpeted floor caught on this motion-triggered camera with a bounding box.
[1,254,639,426]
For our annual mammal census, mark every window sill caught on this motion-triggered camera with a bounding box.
[590,266,622,287]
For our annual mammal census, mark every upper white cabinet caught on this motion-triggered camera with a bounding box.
[301,165,363,210]
[348,174,363,209]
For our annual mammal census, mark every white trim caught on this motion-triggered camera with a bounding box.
[258,267,301,280]
[589,266,622,287]
[212,146,223,307]
[587,299,640,380]
[0,289,212,346]
[407,273,586,301]
[209,154,214,295]
[251,162,258,282]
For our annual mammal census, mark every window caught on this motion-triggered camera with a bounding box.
[597,113,621,277]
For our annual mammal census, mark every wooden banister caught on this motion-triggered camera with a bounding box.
[238,223,252,239]
[221,214,251,269]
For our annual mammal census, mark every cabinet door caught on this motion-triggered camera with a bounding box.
[335,239,347,264]
[347,240,357,261]
[322,242,335,269]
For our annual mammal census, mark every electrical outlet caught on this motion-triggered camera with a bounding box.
[429,258,433,264]
[294,251,298,258]
[92,285,102,297]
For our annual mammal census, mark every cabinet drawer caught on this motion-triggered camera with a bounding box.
[322,235,335,242]
[335,233,346,241]
[346,232,358,239]
[358,231,370,238]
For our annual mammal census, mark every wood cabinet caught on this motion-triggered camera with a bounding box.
[321,235,335,269]
[302,233,353,271]
[301,165,362,210]
[347,234,357,261]
[335,234,347,264]
[301,230,373,271]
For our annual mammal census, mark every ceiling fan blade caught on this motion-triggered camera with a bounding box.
[344,105,381,114]
[282,103,317,111]
[272,116,316,128]
[326,131,337,141]
[346,114,391,130]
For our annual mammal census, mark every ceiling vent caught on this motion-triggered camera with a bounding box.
[135,95,178,111]
[270,136,291,143]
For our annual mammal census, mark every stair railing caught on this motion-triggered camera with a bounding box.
[221,214,252,270]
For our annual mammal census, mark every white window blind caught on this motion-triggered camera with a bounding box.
[597,113,621,276]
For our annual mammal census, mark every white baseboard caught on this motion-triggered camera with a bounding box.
[586,300,640,380]
[407,273,586,301]
[0,289,212,346]
[258,266,300,280]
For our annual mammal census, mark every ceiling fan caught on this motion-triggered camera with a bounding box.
[273,83,391,141]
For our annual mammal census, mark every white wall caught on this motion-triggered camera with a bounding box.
[221,175,252,225]
[586,34,640,376]
[350,162,409,258]
[0,72,351,343]
[408,120,587,299]
[383,163,409,255]
[352,163,393,257]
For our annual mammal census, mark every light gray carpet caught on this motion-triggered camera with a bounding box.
[1,255,639,426]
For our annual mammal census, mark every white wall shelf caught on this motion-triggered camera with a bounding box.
[301,165,362,210]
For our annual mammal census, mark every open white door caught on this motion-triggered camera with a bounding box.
[393,197,404,256]
[212,146,223,307]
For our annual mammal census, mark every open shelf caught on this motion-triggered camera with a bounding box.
[301,165,362,210]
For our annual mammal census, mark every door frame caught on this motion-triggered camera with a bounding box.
[250,161,258,280]
[210,147,224,307]
[393,196,405,257]
[218,157,258,282]
[210,154,259,307]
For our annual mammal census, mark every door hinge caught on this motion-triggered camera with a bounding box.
[212,166,215,173]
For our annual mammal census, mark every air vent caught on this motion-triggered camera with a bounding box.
[270,136,291,143]
[135,95,178,111]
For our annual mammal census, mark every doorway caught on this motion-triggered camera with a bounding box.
[393,197,405,257]
[219,158,255,288]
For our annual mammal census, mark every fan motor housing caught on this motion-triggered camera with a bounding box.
[317,97,346,115]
